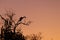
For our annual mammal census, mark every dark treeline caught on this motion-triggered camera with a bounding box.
[0,10,42,40]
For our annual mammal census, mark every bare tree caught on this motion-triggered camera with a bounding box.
[0,10,31,40]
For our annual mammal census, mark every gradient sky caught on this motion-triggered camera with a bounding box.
[0,0,60,40]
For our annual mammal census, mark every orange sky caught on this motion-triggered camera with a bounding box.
[0,0,60,40]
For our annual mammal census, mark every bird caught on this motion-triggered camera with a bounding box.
[19,16,26,21]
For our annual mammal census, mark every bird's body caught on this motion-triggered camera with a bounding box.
[19,16,26,21]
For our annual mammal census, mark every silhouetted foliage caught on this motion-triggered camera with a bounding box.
[0,10,30,40]
[0,10,44,40]
[31,34,38,40]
